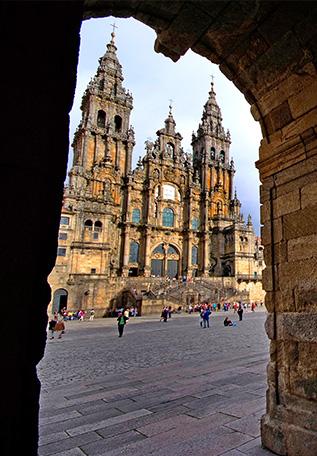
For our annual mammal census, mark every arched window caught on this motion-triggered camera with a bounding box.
[219,150,225,163]
[216,201,223,215]
[167,245,178,255]
[97,110,106,128]
[162,208,174,227]
[192,245,198,265]
[210,147,215,160]
[114,115,122,132]
[94,221,102,232]
[192,218,199,230]
[99,79,104,91]
[153,244,164,254]
[165,142,174,157]
[129,242,139,263]
[84,219,93,231]
[132,208,141,224]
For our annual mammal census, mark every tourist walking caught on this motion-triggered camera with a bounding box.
[203,307,211,328]
[199,308,204,327]
[89,308,95,320]
[117,311,129,337]
[237,302,244,321]
[48,313,58,339]
[160,307,168,322]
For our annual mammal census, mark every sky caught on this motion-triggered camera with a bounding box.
[69,17,262,234]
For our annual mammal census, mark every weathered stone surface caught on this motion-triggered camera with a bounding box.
[301,181,317,208]
[288,234,317,262]
[273,190,300,218]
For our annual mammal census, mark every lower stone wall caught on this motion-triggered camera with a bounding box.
[48,275,266,317]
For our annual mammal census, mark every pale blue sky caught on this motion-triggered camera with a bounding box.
[69,17,262,234]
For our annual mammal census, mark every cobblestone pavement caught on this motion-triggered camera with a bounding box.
[38,310,275,455]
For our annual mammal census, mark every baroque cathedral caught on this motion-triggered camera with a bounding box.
[49,31,264,315]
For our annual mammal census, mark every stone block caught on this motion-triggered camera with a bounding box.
[289,79,317,119]
[260,201,270,224]
[286,425,317,455]
[295,287,317,313]
[80,430,146,455]
[262,267,273,292]
[155,4,214,58]
[274,154,317,187]
[39,431,102,455]
[284,204,317,240]
[301,181,317,208]
[224,414,261,438]
[257,62,317,118]
[278,258,317,290]
[264,101,293,136]
[264,313,274,340]
[273,190,300,218]
[288,234,317,261]
[276,312,317,342]
[277,170,317,198]
[67,409,152,437]
[282,108,317,142]
[261,415,287,455]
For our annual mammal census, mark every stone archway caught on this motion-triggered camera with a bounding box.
[2,2,317,455]
[52,288,68,314]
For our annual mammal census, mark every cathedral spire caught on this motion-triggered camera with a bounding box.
[199,79,226,139]
[164,102,176,135]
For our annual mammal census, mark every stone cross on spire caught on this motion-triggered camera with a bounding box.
[168,99,173,114]
[110,22,118,43]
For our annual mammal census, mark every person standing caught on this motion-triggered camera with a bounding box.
[89,308,95,320]
[199,308,204,327]
[203,307,211,328]
[48,313,58,339]
[237,302,244,321]
[117,311,129,337]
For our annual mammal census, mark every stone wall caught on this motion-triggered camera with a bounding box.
[3,2,317,455]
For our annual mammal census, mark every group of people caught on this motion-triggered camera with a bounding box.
[160,306,172,322]
[57,308,95,321]
[48,312,65,339]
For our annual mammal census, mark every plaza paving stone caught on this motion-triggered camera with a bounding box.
[38,309,275,455]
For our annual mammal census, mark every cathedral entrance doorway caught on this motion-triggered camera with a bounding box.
[150,243,180,278]
[52,288,68,314]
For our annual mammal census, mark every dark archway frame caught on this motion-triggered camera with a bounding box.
[2,2,317,455]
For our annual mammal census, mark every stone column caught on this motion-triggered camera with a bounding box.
[143,228,152,277]
[256,72,317,455]
[121,225,130,277]
[201,193,209,276]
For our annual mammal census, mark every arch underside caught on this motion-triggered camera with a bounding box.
[2,2,317,455]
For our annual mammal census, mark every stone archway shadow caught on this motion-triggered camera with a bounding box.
[2,2,317,455]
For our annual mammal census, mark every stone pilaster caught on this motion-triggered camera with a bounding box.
[257,72,317,455]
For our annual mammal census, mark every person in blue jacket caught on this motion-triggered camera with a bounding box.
[203,308,211,328]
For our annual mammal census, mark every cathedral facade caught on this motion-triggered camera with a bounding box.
[49,32,264,315]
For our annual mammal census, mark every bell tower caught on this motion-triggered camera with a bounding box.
[192,80,234,219]
[70,29,135,200]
